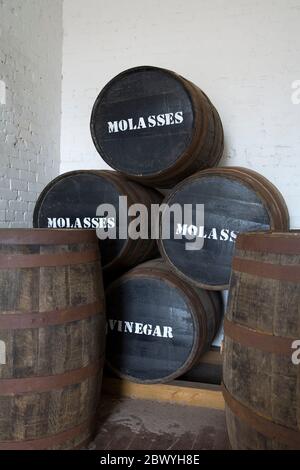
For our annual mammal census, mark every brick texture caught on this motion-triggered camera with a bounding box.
[0,0,62,228]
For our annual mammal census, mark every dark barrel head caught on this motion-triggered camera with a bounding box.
[33,171,126,268]
[90,66,195,176]
[159,173,271,289]
[106,275,198,383]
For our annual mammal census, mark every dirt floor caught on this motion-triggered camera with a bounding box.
[90,395,230,450]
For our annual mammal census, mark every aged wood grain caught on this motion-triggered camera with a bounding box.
[0,229,105,450]
[223,231,300,450]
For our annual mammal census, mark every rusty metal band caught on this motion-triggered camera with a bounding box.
[222,384,300,449]
[236,234,300,255]
[0,418,95,450]
[232,257,300,282]
[0,300,103,330]
[0,361,101,395]
[224,317,295,356]
[0,249,100,269]
[0,229,98,245]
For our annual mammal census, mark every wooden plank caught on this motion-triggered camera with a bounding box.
[102,377,225,410]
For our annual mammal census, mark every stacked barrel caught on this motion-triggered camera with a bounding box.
[33,66,290,390]
[223,231,300,449]
[0,229,106,449]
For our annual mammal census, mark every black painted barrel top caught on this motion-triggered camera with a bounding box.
[90,66,224,187]
[158,167,289,290]
[105,259,222,383]
[33,170,162,276]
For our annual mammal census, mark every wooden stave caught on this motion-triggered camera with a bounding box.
[223,231,300,450]
[0,229,105,450]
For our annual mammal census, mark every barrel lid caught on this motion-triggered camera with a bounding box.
[236,230,300,254]
[159,169,274,289]
[0,229,97,245]
[90,66,196,177]
[106,269,203,383]
[33,170,126,267]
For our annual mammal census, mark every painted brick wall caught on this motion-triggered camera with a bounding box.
[61,0,300,228]
[0,0,63,228]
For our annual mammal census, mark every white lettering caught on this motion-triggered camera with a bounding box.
[46,217,114,230]
[208,228,218,240]
[83,217,91,228]
[175,110,184,124]
[124,321,134,333]
[108,121,119,133]
[108,319,174,339]
[175,224,239,243]
[135,323,144,334]
[152,325,162,337]
[230,230,238,242]
[220,228,229,241]
[148,115,156,127]
[107,217,116,228]
[165,112,174,125]
[143,324,152,335]
[56,217,66,228]
[47,218,57,228]
[156,114,165,126]
[176,223,187,236]
[118,119,128,131]
[106,111,184,133]
[163,326,173,338]
[74,218,82,228]
[137,117,146,129]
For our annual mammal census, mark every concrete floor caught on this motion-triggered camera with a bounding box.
[90,396,230,450]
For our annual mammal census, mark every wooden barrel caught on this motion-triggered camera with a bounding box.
[33,170,162,278]
[158,167,289,290]
[0,229,105,450]
[180,346,222,385]
[223,231,300,450]
[90,66,224,188]
[105,259,223,383]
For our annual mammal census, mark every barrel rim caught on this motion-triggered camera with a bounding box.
[0,228,98,245]
[105,264,208,384]
[90,65,203,179]
[236,230,300,254]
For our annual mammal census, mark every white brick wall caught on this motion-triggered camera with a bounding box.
[61,0,300,228]
[0,0,63,228]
